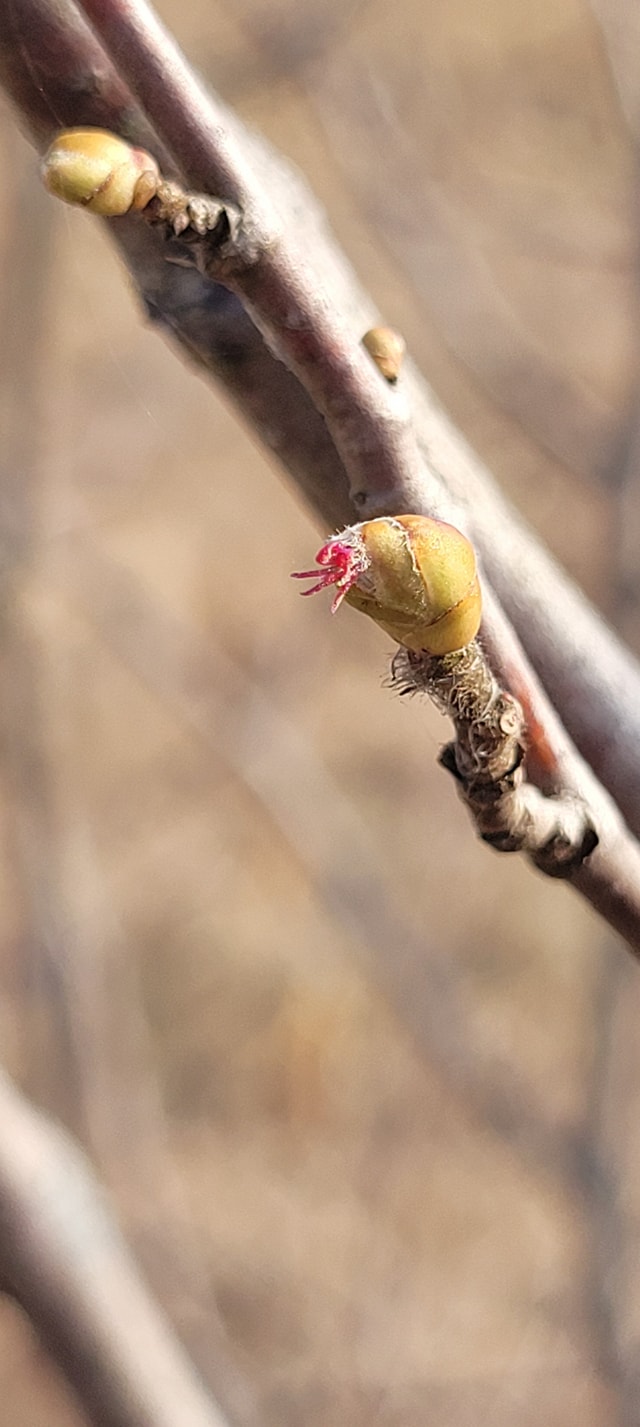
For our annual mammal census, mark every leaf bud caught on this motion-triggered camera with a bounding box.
[362,327,406,383]
[41,129,160,216]
[292,514,482,655]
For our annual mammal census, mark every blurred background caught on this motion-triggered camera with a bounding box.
[2,0,640,1423]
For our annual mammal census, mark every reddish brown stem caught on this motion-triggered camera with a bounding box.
[119,155,640,948]
[4,0,640,837]
[4,0,640,951]
[70,0,640,835]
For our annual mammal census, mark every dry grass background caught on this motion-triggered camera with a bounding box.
[2,0,640,1422]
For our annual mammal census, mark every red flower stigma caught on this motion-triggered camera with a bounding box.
[291,532,368,613]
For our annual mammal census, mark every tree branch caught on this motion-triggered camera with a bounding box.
[3,0,640,949]
[5,0,640,827]
[0,1069,235,1427]
[69,0,640,838]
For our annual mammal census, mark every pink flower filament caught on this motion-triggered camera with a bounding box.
[291,534,368,613]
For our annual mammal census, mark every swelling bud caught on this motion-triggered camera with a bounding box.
[293,514,482,655]
[41,129,159,216]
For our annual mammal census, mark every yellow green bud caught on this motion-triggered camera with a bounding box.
[293,514,482,655]
[41,129,159,216]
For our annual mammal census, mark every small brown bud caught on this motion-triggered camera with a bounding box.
[362,327,406,383]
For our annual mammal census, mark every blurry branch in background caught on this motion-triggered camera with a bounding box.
[0,1070,235,1427]
[0,37,260,1423]
[588,0,640,642]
